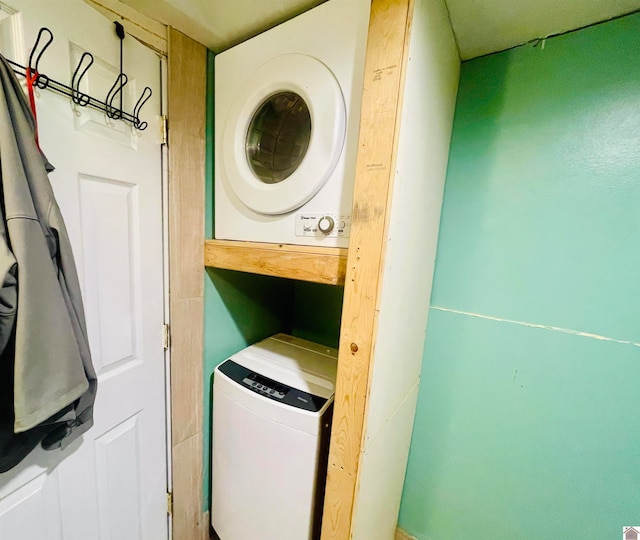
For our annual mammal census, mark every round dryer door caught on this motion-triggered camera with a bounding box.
[221,53,346,215]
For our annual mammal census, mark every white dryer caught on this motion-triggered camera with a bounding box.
[214,0,370,247]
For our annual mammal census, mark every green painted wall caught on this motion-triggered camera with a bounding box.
[291,281,343,349]
[399,13,640,539]
[203,51,344,509]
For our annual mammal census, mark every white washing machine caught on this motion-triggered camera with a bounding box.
[214,0,370,247]
[211,334,338,540]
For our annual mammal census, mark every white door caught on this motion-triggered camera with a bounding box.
[0,2,167,539]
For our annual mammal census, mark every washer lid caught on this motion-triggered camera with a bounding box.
[221,53,347,215]
[228,334,338,399]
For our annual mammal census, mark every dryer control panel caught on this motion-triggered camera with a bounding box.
[295,213,351,238]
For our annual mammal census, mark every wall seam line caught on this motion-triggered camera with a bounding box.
[362,379,420,452]
[430,305,640,348]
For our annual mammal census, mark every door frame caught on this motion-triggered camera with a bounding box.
[166,27,208,540]
[81,3,208,538]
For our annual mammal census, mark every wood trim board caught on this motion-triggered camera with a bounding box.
[204,239,348,285]
[167,27,208,540]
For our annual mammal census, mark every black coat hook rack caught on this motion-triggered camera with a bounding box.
[6,26,152,130]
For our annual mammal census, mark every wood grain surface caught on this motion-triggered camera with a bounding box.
[320,0,414,538]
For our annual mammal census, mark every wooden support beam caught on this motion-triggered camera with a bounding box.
[320,0,414,538]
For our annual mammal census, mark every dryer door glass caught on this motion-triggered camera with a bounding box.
[245,92,311,184]
[220,53,347,215]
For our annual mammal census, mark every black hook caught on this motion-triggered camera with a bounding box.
[28,27,53,74]
[27,27,53,90]
[114,21,125,40]
[33,72,50,90]
[132,86,152,130]
[71,52,94,106]
[105,73,128,120]
[114,21,125,119]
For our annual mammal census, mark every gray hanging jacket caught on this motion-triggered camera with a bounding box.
[0,54,96,471]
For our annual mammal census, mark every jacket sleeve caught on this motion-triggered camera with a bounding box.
[0,200,17,355]
[47,199,97,438]
[0,55,95,436]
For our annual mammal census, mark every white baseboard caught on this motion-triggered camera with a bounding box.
[203,511,212,540]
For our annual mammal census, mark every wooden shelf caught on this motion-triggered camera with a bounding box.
[204,239,348,286]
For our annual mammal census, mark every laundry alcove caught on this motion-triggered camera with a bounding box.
[197,0,459,539]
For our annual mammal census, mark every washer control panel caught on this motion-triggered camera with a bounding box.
[295,213,351,238]
[242,373,287,399]
[218,359,329,412]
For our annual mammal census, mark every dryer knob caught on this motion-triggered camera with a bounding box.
[318,216,335,234]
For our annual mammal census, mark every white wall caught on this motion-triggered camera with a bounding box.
[350,0,460,536]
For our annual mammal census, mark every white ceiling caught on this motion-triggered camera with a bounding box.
[124,0,640,59]
[122,0,324,53]
[447,0,640,59]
